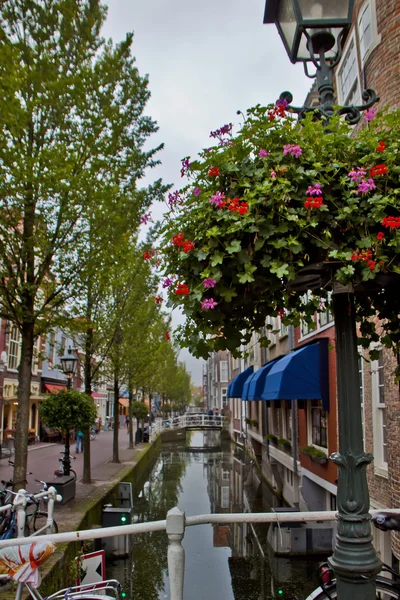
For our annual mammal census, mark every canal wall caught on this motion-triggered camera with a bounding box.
[3,436,162,600]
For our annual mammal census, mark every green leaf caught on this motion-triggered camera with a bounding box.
[270,262,289,278]
[219,288,238,302]
[226,240,242,254]
[211,252,224,266]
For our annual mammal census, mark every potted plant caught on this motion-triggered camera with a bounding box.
[301,444,328,464]
[251,419,259,427]
[266,433,278,444]
[278,438,292,451]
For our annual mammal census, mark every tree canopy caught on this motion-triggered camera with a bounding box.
[39,390,96,432]
[160,105,400,366]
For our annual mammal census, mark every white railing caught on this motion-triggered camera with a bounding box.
[162,414,227,430]
[1,507,398,600]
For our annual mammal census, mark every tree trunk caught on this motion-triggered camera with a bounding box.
[112,372,120,463]
[14,322,34,490]
[128,385,133,449]
[83,320,94,484]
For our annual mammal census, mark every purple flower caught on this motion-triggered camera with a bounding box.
[168,190,181,209]
[348,167,367,183]
[259,149,270,157]
[201,298,218,310]
[276,98,289,109]
[210,123,233,146]
[306,184,323,196]
[355,178,377,195]
[210,191,225,207]
[180,157,191,177]
[140,212,152,225]
[162,277,174,288]
[203,278,216,289]
[283,144,302,158]
[364,108,377,123]
[193,187,202,196]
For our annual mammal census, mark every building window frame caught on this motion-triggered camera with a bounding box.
[220,360,228,383]
[308,399,328,449]
[221,387,228,408]
[336,29,361,106]
[8,326,21,371]
[372,349,387,472]
[357,0,381,66]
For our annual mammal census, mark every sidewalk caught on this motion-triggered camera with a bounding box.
[0,428,153,534]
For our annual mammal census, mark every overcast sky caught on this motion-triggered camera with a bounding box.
[102,0,312,387]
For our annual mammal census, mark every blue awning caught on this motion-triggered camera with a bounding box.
[227,366,254,398]
[261,340,329,410]
[242,359,279,401]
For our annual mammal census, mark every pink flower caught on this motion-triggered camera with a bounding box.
[258,149,270,157]
[141,212,152,225]
[348,167,367,183]
[270,170,277,179]
[355,179,376,195]
[364,108,376,123]
[193,187,202,196]
[210,191,225,207]
[203,278,216,289]
[283,144,302,158]
[201,298,218,310]
[162,277,174,288]
[306,184,323,196]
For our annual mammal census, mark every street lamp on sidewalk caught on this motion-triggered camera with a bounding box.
[60,347,78,476]
[264,2,381,599]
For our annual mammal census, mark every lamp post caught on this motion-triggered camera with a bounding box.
[60,347,78,476]
[264,2,381,599]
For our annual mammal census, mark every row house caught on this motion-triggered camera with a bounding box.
[0,318,116,450]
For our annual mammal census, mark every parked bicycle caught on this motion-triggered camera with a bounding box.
[54,452,77,479]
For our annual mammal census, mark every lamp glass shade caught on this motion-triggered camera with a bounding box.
[270,0,354,62]
[60,348,78,375]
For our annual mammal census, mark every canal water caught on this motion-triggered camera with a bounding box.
[108,431,322,600]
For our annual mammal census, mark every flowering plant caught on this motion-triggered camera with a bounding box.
[160,105,400,362]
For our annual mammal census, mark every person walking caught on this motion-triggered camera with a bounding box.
[75,430,84,453]
[125,414,130,432]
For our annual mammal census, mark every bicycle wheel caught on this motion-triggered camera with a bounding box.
[306,579,400,599]
[33,511,58,534]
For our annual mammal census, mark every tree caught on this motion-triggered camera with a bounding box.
[131,401,149,432]
[0,0,164,488]
[160,106,400,367]
[39,390,96,439]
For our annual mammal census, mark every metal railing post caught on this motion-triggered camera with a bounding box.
[166,506,185,600]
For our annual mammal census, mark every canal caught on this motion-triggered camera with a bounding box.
[108,431,322,600]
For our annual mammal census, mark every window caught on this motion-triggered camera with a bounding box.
[319,293,333,327]
[268,316,277,345]
[337,35,361,106]
[376,351,387,464]
[285,403,292,441]
[221,388,228,408]
[311,399,328,448]
[59,335,66,357]
[32,337,40,375]
[359,355,365,447]
[300,292,316,337]
[358,0,381,64]
[330,494,337,511]
[286,468,293,486]
[279,313,289,338]
[220,361,228,383]
[270,403,281,436]
[221,486,230,509]
[8,326,21,371]
[48,331,56,367]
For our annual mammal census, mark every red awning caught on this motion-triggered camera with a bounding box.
[91,392,104,399]
[119,398,129,408]
[44,383,66,394]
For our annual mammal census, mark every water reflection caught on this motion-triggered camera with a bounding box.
[108,433,321,600]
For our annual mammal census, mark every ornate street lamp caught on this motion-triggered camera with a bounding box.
[264,2,381,599]
[60,347,78,476]
[264,0,378,123]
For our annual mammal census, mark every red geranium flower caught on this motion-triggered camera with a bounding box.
[172,233,185,247]
[382,216,400,230]
[208,167,220,177]
[165,331,170,341]
[304,197,324,209]
[155,296,163,304]
[143,250,151,260]
[183,240,195,253]
[376,141,386,152]
[174,283,190,295]
[370,163,388,177]
[377,232,385,241]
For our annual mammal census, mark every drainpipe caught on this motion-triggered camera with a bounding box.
[288,325,299,505]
